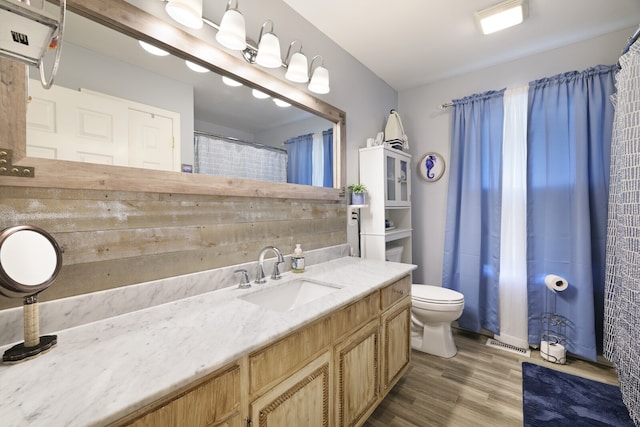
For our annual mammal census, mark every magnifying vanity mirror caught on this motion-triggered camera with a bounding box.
[0,225,62,363]
[3,0,346,200]
[0,225,62,297]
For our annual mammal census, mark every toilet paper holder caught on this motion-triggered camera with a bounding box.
[541,280,568,364]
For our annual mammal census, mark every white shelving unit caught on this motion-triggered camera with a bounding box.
[358,146,412,263]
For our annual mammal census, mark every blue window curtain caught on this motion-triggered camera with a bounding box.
[527,65,617,361]
[442,89,506,334]
[322,128,334,188]
[285,133,313,185]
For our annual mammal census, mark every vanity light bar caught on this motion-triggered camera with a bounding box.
[160,0,330,93]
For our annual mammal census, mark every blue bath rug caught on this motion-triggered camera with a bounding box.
[522,362,634,426]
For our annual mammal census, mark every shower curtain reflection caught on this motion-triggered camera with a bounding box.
[194,134,287,182]
[286,129,333,186]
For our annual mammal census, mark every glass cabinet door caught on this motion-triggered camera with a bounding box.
[399,158,409,202]
[386,155,396,202]
[385,151,410,206]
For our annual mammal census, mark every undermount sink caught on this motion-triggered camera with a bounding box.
[239,278,343,312]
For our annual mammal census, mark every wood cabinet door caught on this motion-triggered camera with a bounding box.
[381,299,411,391]
[213,414,243,427]
[127,365,241,427]
[250,352,331,427]
[334,319,380,427]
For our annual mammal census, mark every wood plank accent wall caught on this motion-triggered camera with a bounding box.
[0,186,346,310]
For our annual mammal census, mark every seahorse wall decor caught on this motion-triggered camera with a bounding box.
[418,152,445,182]
[425,155,437,179]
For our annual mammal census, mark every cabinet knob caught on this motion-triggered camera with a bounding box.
[394,289,405,296]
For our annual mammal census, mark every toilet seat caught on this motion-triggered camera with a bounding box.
[411,284,464,305]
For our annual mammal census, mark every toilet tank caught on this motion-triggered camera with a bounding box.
[385,246,404,262]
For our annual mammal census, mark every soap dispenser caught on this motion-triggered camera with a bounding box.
[292,243,305,273]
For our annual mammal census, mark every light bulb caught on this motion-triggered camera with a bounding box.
[256,32,281,68]
[216,8,246,50]
[273,98,291,107]
[165,0,203,29]
[186,60,209,73]
[252,89,270,99]
[308,66,330,94]
[139,40,169,56]
[222,76,242,87]
[285,52,309,83]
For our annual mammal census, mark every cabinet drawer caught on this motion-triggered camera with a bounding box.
[330,290,380,342]
[380,275,411,310]
[249,317,332,396]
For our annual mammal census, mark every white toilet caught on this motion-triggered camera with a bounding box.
[385,246,465,358]
[410,284,464,358]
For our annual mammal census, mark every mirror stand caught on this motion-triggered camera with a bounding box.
[3,294,57,363]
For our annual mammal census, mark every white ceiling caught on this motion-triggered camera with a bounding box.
[282,0,640,92]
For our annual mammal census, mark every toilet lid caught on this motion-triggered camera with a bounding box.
[412,285,464,304]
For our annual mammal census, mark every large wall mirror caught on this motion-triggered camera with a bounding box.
[4,0,346,200]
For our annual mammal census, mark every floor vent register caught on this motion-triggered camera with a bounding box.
[485,338,531,357]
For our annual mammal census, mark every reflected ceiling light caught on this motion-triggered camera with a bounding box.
[308,55,330,94]
[185,60,209,73]
[284,41,308,83]
[273,98,291,108]
[222,76,243,87]
[255,20,282,68]
[139,40,169,56]
[216,0,246,50]
[252,89,270,99]
[165,0,203,29]
[475,0,528,35]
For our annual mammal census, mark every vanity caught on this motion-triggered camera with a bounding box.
[0,257,415,426]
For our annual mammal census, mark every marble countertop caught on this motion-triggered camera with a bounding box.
[0,257,415,427]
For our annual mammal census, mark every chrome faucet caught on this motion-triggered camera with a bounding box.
[255,246,285,284]
[234,269,251,289]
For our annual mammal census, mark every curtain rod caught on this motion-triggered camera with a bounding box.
[439,102,453,110]
[194,131,287,154]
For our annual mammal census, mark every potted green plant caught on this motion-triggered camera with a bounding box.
[348,183,367,205]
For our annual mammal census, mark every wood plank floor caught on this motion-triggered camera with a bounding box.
[364,328,620,426]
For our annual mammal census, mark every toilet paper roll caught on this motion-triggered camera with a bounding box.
[540,340,567,364]
[544,274,569,292]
